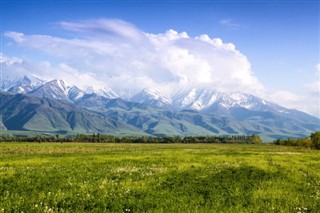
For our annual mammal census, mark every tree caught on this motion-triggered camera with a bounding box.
[310,131,320,150]
[249,134,263,144]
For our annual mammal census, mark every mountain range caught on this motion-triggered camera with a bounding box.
[1,76,319,140]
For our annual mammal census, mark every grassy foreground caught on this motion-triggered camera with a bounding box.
[1,143,319,212]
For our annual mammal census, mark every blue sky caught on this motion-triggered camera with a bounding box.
[1,0,319,116]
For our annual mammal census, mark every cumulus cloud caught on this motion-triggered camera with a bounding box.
[4,19,264,95]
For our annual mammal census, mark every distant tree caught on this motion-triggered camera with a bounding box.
[310,131,320,150]
[249,134,263,144]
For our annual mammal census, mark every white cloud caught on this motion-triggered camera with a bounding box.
[304,64,320,96]
[272,64,319,117]
[60,19,144,41]
[46,63,107,89]
[305,81,320,94]
[0,53,30,79]
[4,19,264,96]
[267,90,318,117]
[0,53,23,66]
[300,64,320,116]
[268,90,302,108]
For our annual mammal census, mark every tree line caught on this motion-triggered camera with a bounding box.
[2,131,319,149]
[273,131,320,150]
[0,133,263,144]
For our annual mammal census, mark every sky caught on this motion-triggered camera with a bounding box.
[1,0,319,117]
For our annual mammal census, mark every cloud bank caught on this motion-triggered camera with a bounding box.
[4,19,263,95]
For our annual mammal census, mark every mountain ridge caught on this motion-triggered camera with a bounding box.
[1,75,315,117]
[1,76,319,140]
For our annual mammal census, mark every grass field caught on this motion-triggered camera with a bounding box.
[1,143,320,212]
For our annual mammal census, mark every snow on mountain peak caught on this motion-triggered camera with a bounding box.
[43,79,71,97]
[0,75,289,116]
[3,75,45,94]
[131,88,171,107]
[142,88,171,103]
[85,86,119,99]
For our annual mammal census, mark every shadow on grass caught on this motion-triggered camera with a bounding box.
[155,166,273,210]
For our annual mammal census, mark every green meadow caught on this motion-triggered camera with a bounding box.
[1,143,319,212]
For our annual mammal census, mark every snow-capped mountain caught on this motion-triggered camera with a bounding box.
[0,76,304,116]
[1,75,319,139]
[171,88,288,114]
[30,79,73,100]
[68,86,85,101]
[85,87,119,99]
[172,88,222,110]
[131,86,320,125]
[2,76,119,101]
[1,76,44,94]
[2,75,319,123]
[127,86,290,116]
[130,88,171,108]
